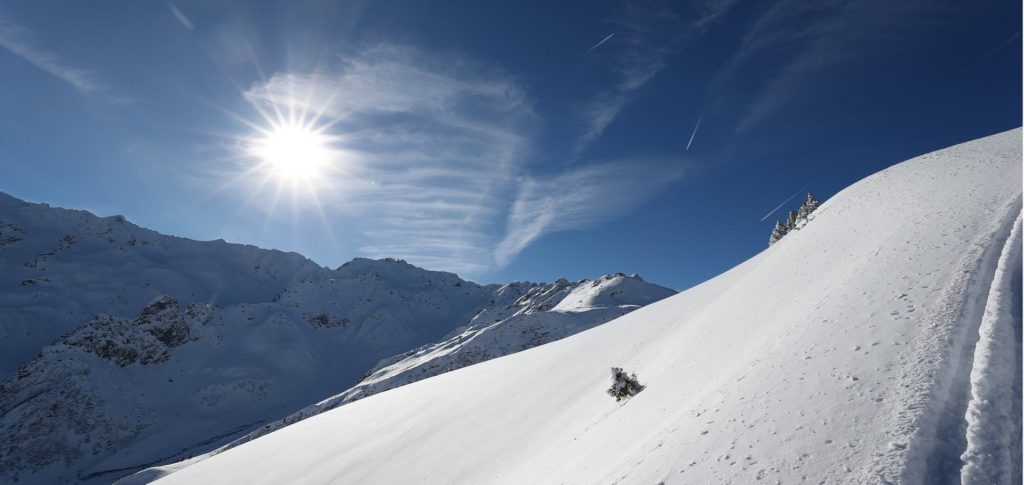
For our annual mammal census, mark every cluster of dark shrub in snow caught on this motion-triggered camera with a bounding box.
[607,367,643,401]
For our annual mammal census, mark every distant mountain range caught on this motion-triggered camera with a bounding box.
[0,192,675,484]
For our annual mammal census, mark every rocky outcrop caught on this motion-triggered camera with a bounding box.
[0,296,211,483]
[61,297,210,367]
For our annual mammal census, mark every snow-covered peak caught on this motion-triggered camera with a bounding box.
[338,256,429,276]
[550,273,670,313]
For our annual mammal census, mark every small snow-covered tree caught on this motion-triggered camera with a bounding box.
[803,192,820,215]
[607,367,643,401]
[769,218,787,246]
[795,192,821,229]
[796,202,809,223]
[770,192,824,246]
[785,210,799,232]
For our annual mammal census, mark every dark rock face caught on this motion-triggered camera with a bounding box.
[60,297,205,368]
[307,312,349,329]
[0,220,25,248]
[65,315,165,367]
[138,297,196,349]
[0,354,143,483]
[138,296,177,320]
[0,296,212,482]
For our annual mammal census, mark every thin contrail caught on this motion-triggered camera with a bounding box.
[962,31,1020,74]
[685,112,704,151]
[759,184,809,222]
[584,33,615,55]
[166,1,195,30]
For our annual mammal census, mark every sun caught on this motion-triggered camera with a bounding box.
[249,121,333,182]
[228,82,352,211]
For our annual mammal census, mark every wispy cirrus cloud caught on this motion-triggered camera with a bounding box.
[166,1,196,31]
[705,0,970,138]
[0,15,107,96]
[691,0,743,32]
[241,44,686,275]
[573,0,743,159]
[242,45,535,275]
[495,158,686,266]
[572,1,679,159]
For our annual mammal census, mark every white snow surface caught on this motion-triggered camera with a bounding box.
[141,274,675,470]
[154,129,1022,485]
[0,194,675,484]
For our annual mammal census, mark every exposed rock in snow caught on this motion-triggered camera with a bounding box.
[1,297,215,482]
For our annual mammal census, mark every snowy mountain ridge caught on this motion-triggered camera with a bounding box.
[0,191,325,376]
[0,192,676,484]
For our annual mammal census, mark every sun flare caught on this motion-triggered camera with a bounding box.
[231,83,351,210]
[250,122,333,182]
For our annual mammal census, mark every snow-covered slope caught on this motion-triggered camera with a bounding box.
[0,257,509,484]
[347,274,676,406]
[0,193,325,376]
[145,274,675,468]
[151,129,1022,484]
[0,198,676,485]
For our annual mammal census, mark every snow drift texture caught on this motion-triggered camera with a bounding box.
[0,192,674,484]
[151,129,1022,484]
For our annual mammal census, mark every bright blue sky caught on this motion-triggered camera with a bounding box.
[0,0,1020,289]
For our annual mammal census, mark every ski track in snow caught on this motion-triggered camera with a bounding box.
[959,214,1023,485]
[882,195,1021,485]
